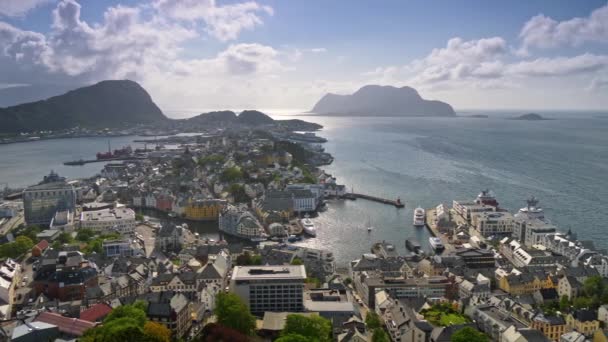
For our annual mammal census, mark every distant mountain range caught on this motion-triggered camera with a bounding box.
[511,113,550,121]
[311,85,455,117]
[0,80,166,133]
[184,110,322,130]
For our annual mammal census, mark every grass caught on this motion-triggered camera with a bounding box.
[421,304,470,327]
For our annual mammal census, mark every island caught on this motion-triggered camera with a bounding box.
[311,84,455,117]
[511,113,551,121]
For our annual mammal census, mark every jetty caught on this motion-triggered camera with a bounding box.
[344,193,405,208]
[63,156,145,166]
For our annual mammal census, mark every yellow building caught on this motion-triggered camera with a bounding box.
[593,329,608,342]
[567,310,600,337]
[184,199,225,221]
[499,273,541,295]
[530,314,567,342]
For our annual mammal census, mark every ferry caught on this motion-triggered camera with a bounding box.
[516,196,545,221]
[405,239,421,253]
[300,218,317,237]
[413,207,425,227]
[476,189,499,207]
[429,237,445,252]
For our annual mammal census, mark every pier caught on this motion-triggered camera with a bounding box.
[344,193,405,208]
[63,156,145,166]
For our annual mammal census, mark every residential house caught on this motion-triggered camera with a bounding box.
[566,310,600,337]
[530,314,567,342]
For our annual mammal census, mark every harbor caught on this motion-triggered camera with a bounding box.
[343,192,405,208]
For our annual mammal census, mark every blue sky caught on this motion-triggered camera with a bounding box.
[1,0,608,114]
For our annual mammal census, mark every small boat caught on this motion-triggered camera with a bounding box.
[63,159,86,166]
[405,239,421,253]
[366,217,373,232]
[300,217,317,237]
[429,237,445,252]
[287,235,302,243]
[413,207,425,227]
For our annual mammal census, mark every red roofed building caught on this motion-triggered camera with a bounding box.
[32,239,49,257]
[34,311,97,337]
[79,303,113,322]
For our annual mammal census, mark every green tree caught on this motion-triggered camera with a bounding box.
[0,236,34,258]
[135,213,144,221]
[19,225,41,241]
[82,303,152,342]
[372,328,390,342]
[573,296,593,309]
[276,334,310,342]
[104,304,148,326]
[215,292,256,336]
[76,229,96,242]
[366,311,382,330]
[220,167,243,182]
[251,254,263,265]
[451,326,489,342]
[56,232,73,244]
[559,295,571,312]
[281,314,331,342]
[291,257,303,265]
[143,321,171,342]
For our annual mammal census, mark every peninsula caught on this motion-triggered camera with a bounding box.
[511,113,550,121]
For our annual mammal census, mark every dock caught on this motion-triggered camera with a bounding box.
[63,156,145,166]
[344,193,405,208]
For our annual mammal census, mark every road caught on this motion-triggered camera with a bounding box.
[135,224,156,257]
[0,212,24,235]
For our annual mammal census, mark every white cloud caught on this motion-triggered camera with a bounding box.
[520,4,608,50]
[0,0,52,17]
[507,54,608,77]
[153,0,273,41]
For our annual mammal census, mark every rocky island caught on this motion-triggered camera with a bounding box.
[511,113,550,121]
[311,84,455,117]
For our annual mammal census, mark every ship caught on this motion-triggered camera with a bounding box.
[413,207,425,227]
[429,237,445,252]
[300,217,317,237]
[516,196,545,221]
[475,189,499,207]
[405,239,421,253]
[63,159,86,166]
[96,141,133,160]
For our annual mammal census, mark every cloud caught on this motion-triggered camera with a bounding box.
[507,54,608,77]
[153,0,273,41]
[519,4,608,50]
[587,77,608,91]
[0,0,52,17]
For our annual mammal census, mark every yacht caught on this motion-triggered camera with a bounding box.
[429,237,445,252]
[413,207,426,227]
[300,218,317,237]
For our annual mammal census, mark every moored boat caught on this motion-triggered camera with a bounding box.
[413,207,425,227]
[429,237,445,252]
[405,239,421,253]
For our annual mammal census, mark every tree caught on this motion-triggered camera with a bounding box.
[559,295,571,312]
[366,311,382,330]
[220,167,243,182]
[0,236,34,258]
[372,328,390,342]
[251,254,262,265]
[76,229,95,242]
[215,292,256,336]
[451,326,489,342]
[143,321,171,342]
[281,314,331,342]
[56,232,73,244]
[573,296,593,309]
[276,334,310,342]
[135,213,144,221]
[291,257,303,265]
[104,304,148,326]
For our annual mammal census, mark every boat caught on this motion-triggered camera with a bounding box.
[429,237,445,252]
[475,189,499,207]
[405,239,422,253]
[413,207,425,227]
[515,196,545,221]
[300,217,316,237]
[366,217,373,232]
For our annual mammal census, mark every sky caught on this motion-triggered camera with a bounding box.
[1,0,608,116]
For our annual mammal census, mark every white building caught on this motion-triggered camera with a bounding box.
[230,265,306,315]
[0,259,21,309]
[473,212,514,237]
[452,200,496,222]
[80,208,136,234]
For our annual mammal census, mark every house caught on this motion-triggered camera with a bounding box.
[11,321,59,342]
[79,303,113,322]
[155,223,185,252]
[34,312,96,337]
[598,305,608,326]
[566,310,600,337]
[0,258,21,306]
[144,291,192,338]
[501,326,550,342]
[558,276,582,300]
[530,314,567,342]
[32,240,49,257]
[454,248,496,269]
[560,331,586,342]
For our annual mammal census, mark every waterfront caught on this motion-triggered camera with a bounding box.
[1,111,608,266]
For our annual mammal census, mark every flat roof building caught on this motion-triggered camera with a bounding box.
[80,208,136,234]
[230,265,306,315]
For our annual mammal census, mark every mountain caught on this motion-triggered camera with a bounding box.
[0,83,85,107]
[0,80,166,133]
[186,111,238,125]
[311,85,455,117]
[236,110,275,125]
[511,113,549,121]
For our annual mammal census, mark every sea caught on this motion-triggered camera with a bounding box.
[1,110,608,266]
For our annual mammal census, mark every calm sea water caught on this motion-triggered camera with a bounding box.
[1,111,607,266]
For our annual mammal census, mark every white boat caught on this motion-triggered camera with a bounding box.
[366,217,373,232]
[300,218,317,236]
[429,237,445,251]
[413,207,426,227]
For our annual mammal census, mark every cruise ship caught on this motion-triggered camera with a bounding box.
[475,189,499,207]
[300,218,317,237]
[413,207,426,227]
[429,237,445,252]
[515,196,545,221]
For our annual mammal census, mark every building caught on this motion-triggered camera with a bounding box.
[103,238,142,257]
[155,224,186,252]
[455,248,496,269]
[566,310,600,337]
[452,200,496,222]
[230,265,306,315]
[473,304,527,341]
[473,212,514,237]
[23,171,76,226]
[513,219,557,247]
[145,292,192,338]
[558,276,582,300]
[356,273,448,308]
[49,209,75,231]
[598,305,608,326]
[303,288,355,326]
[184,198,225,221]
[0,259,21,306]
[530,314,567,342]
[501,326,550,342]
[32,251,98,301]
[34,312,96,338]
[80,208,136,234]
